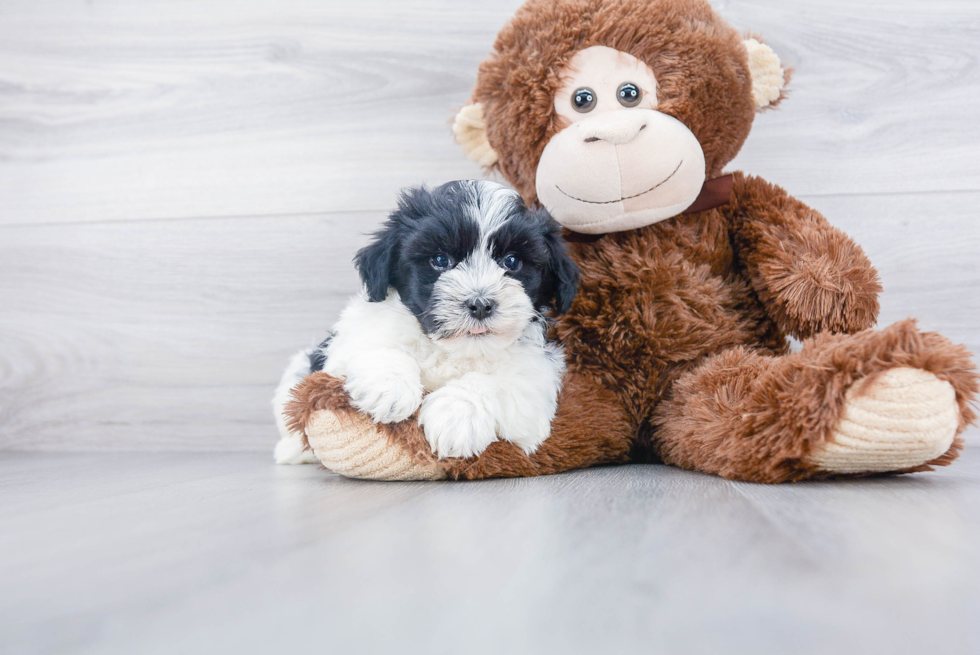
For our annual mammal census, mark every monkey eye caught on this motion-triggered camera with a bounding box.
[430,254,454,271]
[501,253,522,272]
[617,82,642,107]
[572,87,597,113]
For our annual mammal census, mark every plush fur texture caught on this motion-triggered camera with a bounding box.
[284,0,977,482]
[651,320,976,482]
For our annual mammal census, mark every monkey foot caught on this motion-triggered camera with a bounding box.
[808,368,959,474]
[305,409,447,481]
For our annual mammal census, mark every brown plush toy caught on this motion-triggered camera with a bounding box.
[286,0,978,482]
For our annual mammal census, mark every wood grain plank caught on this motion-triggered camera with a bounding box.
[803,191,980,351]
[0,211,371,451]
[3,451,980,654]
[0,0,978,226]
[1,191,976,452]
[0,0,513,225]
[725,0,980,197]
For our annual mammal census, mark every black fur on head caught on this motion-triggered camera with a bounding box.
[354,180,580,338]
[483,202,580,315]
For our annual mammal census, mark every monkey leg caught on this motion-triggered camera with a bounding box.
[285,370,633,481]
[285,372,446,480]
[651,319,978,483]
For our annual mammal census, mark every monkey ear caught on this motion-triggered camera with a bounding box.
[743,38,788,110]
[452,103,500,167]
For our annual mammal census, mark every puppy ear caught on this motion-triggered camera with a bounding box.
[354,223,401,303]
[539,214,580,314]
[355,186,436,302]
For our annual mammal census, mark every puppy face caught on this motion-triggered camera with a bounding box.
[356,180,579,347]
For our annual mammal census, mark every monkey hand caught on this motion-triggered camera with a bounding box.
[730,174,881,338]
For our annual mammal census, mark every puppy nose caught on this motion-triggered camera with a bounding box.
[466,297,495,320]
[579,111,648,145]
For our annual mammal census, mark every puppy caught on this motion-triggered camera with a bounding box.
[273,180,579,464]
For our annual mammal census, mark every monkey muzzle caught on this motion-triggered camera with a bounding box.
[535,108,707,235]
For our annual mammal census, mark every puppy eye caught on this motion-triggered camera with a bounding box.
[572,87,596,113]
[501,253,522,272]
[430,254,454,271]
[617,82,642,107]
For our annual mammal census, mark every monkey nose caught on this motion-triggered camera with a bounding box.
[466,297,496,320]
[579,112,649,145]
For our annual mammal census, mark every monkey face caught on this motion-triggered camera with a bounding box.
[457,0,790,235]
[535,46,706,234]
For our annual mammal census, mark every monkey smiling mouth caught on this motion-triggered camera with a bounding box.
[555,159,684,205]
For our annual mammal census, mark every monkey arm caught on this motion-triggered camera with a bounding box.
[725,172,881,339]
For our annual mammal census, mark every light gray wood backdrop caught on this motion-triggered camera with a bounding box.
[1,0,978,451]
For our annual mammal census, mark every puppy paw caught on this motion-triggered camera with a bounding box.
[344,356,423,424]
[274,434,320,465]
[499,417,551,456]
[419,386,497,459]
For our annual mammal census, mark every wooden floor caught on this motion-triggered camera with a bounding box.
[4,450,980,655]
[2,1,980,652]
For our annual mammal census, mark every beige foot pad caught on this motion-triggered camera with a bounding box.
[809,367,959,474]
[305,409,446,481]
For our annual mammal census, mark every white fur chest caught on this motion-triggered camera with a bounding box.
[414,334,526,391]
[323,294,551,392]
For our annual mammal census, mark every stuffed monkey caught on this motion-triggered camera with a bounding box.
[286,0,977,483]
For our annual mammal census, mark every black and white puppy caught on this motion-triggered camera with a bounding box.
[273,180,580,464]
